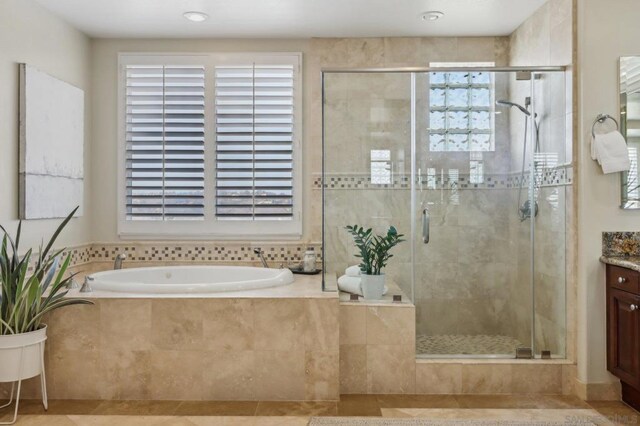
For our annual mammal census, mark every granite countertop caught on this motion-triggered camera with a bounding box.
[600,255,640,272]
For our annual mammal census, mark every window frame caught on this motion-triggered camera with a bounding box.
[117,53,303,240]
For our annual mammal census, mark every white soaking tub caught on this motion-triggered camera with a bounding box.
[88,265,294,294]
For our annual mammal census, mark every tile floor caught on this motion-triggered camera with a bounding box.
[0,395,637,425]
[415,334,524,355]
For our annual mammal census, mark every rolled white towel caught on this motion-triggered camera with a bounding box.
[337,275,388,296]
[345,265,362,277]
[338,275,362,295]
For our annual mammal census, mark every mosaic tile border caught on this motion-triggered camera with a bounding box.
[603,232,640,257]
[87,242,323,264]
[24,242,323,270]
[314,164,573,190]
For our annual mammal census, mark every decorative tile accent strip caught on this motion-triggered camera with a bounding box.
[603,232,640,257]
[23,243,92,273]
[314,165,573,190]
[26,242,322,269]
[87,242,323,265]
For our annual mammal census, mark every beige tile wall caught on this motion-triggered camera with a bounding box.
[10,297,339,401]
[339,303,416,394]
[415,361,575,395]
[339,298,575,396]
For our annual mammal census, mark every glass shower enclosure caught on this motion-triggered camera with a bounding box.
[322,67,568,358]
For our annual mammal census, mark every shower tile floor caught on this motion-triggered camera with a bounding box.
[416,334,524,355]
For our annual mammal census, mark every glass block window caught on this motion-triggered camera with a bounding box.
[428,71,494,152]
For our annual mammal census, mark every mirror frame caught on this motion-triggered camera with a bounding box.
[619,56,640,209]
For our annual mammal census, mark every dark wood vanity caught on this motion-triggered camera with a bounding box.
[606,264,640,410]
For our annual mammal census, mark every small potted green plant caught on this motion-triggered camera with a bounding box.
[0,207,92,421]
[345,225,405,299]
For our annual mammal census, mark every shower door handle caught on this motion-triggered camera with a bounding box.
[422,208,430,244]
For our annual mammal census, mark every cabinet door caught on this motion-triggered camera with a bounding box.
[608,288,640,387]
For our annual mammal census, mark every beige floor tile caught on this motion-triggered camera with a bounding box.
[455,394,548,409]
[255,401,336,416]
[251,417,309,426]
[376,394,460,409]
[66,415,185,425]
[533,395,591,409]
[588,401,640,425]
[338,395,379,403]
[13,415,76,425]
[91,400,180,416]
[379,408,611,423]
[186,417,256,426]
[336,400,381,417]
[175,402,258,416]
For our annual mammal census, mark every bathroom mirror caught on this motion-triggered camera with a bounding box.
[620,56,640,209]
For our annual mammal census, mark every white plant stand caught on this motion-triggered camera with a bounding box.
[0,328,48,425]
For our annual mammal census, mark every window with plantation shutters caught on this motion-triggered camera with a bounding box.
[118,54,302,238]
[214,64,295,220]
[125,65,206,220]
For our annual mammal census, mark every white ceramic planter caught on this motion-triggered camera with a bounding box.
[0,326,47,382]
[360,274,385,300]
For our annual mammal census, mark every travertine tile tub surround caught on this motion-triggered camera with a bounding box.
[5,274,339,402]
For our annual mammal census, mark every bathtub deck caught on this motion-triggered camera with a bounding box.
[64,272,334,299]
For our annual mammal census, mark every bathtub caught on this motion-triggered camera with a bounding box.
[88,265,294,294]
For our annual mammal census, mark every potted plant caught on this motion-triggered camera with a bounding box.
[0,207,91,421]
[345,225,405,299]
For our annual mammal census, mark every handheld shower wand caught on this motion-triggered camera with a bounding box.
[496,98,540,221]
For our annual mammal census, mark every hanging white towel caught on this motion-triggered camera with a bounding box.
[345,265,362,277]
[591,130,630,174]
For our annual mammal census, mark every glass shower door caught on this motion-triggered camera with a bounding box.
[413,70,535,357]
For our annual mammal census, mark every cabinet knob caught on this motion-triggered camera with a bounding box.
[631,304,638,311]
[618,277,627,284]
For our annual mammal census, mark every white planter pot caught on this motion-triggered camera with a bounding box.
[361,274,385,300]
[0,326,47,382]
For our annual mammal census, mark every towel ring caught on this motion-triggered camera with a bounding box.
[592,114,619,138]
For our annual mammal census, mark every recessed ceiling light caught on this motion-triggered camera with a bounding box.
[421,11,445,22]
[183,11,209,22]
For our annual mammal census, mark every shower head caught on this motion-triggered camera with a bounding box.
[496,99,531,116]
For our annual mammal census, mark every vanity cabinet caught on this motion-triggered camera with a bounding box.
[606,264,640,409]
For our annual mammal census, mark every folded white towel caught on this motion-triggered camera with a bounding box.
[337,275,388,297]
[345,265,362,277]
[591,131,630,174]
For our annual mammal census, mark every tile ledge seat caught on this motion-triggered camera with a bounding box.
[338,281,414,307]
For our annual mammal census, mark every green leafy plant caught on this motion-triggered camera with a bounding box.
[345,225,405,275]
[0,207,92,335]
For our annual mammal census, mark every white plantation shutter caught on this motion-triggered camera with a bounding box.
[214,63,295,220]
[125,65,206,220]
[119,54,302,238]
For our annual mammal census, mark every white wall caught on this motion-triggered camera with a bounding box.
[0,0,91,249]
[577,0,640,385]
